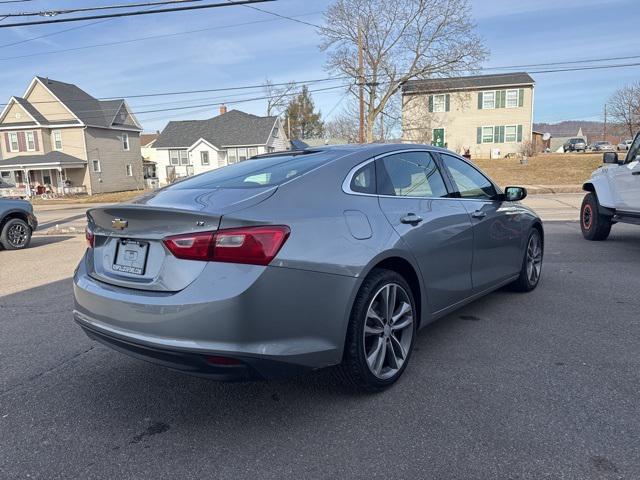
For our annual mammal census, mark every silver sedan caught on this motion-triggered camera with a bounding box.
[73,144,543,391]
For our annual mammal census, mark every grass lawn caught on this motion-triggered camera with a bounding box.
[473,152,603,188]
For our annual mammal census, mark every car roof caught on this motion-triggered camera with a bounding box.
[295,142,452,157]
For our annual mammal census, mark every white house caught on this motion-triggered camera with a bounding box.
[153,107,289,185]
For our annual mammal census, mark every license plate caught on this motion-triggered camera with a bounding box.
[112,240,149,275]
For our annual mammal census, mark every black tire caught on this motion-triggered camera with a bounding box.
[337,268,417,392]
[509,228,543,292]
[0,218,32,250]
[580,193,612,241]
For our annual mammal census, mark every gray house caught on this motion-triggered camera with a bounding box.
[0,76,144,195]
[153,107,289,185]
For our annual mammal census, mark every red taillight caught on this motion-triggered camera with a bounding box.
[163,226,290,266]
[85,226,95,248]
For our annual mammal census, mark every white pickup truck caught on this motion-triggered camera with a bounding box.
[0,180,28,199]
[581,133,640,240]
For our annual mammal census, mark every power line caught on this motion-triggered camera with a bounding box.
[0,11,324,62]
[0,0,275,28]
[0,0,34,3]
[0,0,207,17]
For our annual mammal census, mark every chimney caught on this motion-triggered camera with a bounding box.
[219,104,227,115]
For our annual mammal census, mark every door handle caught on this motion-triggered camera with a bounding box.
[471,210,487,219]
[632,171,640,176]
[400,213,423,225]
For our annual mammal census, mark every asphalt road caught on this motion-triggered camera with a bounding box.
[1,222,639,479]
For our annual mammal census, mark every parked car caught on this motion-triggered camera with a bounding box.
[592,141,614,152]
[0,180,27,199]
[617,139,633,151]
[0,198,38,249]
[563,138,586,152]
[581,133,640,240]
[73,144,543,391]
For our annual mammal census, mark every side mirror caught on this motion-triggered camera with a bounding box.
[503,186,527,202]
[603,152,619,164]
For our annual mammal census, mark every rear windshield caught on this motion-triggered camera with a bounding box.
[170,150,343,190]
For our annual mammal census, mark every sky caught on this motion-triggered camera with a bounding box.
[0,0,638,132]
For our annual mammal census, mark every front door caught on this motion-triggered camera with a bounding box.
[611,134,640,213]
[375,151,474,313]
[439,153,524,293]
[432,128,445,148]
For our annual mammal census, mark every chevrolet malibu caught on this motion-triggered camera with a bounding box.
[73,144,543,391]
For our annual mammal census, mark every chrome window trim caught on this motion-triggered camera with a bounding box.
[342,148,451,200]
[342,148,503,201]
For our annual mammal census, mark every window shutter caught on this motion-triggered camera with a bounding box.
[477,127,482,144]
[517,124,523,142]
[477,92,483,110]
[17,132,26,152]
[3,133,9,152]
[428,95,434,113]
[500,90,507,108]
[499,126,505,143]
[33,131,39,151]
[518,89,524,107]
[494,126,500,143]
[445,94,450,112]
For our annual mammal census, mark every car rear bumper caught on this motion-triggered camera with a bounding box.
[73,254,360,379]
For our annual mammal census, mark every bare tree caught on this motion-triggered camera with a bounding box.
[325,109,359,143]
[263,78,298,117]
[608,82,640,138]
[320,0,487,142]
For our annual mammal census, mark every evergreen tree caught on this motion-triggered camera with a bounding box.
[284,86,324,139]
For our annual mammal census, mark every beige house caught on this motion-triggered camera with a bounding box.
[402,72,535,159]
[0,76,144,195]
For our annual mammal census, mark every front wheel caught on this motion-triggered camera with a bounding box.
[509,229,543,292]
[581,193,611,241]
[338,269,417,392]
[0,218,32,250]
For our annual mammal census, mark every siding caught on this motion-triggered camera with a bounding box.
[402,87,534,159]
[25,81,77,123]
[84,127,144,193]
[2,103,33,124]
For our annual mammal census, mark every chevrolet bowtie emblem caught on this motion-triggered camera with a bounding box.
[112,218,128,230]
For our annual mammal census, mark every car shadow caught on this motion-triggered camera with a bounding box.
[27,235,75,248]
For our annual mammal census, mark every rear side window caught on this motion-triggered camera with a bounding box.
[170,150,343,189]
[440,154,496,199]
[626,134,640,163]
[376,152,448,198]
[350,162,376,194]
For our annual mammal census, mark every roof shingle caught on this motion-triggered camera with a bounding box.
[402,72,535,95]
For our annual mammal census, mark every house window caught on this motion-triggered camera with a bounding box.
[482,126,494,143]
[92,160,101,173]
[482,91,495,109]
[122,133,129,151]
[8,132,19,152]
[248,147,258,157]
[272,127,279,138]
[228,148,237,164]
[433,94,446,113]
[53,130,63,150]
[26,131,36,151]
[200,151,210,166]
[238,148,248,162]
[505,125,518,142]
[506,90,519,108]
[126,164,133,176]
[169,149,189,165]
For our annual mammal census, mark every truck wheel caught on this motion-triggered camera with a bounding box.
[0,218,32,249]
[581,193,612,241]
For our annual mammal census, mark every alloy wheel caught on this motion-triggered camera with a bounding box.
[526,232,543,285]
[7,223,28,248]
[363,283,414,380]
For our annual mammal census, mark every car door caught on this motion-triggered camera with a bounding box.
[611,134,640,213]
[438,153,524,293]
[375,150,474,313]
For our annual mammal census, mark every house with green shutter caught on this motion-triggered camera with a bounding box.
[401,72,535,159]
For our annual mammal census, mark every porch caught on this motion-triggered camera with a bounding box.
[0,152,88,197]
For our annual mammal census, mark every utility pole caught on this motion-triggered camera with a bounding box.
[380,109,384,142]
[358,22,365,144]
[603,104,607,141]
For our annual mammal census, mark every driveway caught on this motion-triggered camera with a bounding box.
[1,222,639,479]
